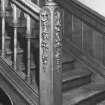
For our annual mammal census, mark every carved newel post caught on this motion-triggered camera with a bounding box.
[40,0,63,105]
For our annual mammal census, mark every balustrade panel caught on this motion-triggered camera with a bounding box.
[0,0,40,93]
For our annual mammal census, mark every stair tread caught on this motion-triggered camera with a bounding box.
[5,35,11,40]
[5,48,24,54]
[97,100,105,105]
[63,83,105,105]
[19,62,36,71]
[63,68,92,83]
[63,55,74,63]
[63,45,75,63]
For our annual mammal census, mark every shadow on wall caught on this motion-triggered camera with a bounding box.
[0,88,13,105]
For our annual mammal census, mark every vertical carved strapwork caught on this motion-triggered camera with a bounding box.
[13,4,17,70]
[26,13,31,84]
[1,0,6,57]
[40,1,63,105]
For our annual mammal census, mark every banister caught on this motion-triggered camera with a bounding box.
[10,0,41,20]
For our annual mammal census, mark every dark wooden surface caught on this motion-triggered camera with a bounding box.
[58,0,105,67]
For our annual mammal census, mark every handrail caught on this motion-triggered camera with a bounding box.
[0,0,40,104]
[11,0,41,20]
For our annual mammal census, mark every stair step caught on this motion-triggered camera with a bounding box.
[30,62,36,70]
[63,54,75,70]
[19,62,36,72]
[97,100,105,105]
[5,48,24,55]
[63,54,74,63]
[4,39,11,49]
[5,35,11,40]
[63,83,105,105]
[63,68,92,91]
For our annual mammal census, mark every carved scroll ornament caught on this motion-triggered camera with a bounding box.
[40,9,49,72]
[54,10,62,72]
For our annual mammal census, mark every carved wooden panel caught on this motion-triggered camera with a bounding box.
[40,2,63,105]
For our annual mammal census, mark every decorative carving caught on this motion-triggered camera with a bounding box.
[40,3,63,105]
[40,9,49,72]
[54,10,62,72]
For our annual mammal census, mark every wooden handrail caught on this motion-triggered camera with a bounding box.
[10,0,41,20]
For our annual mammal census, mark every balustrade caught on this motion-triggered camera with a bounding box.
[0,0,39,91]
[0,0,63,105]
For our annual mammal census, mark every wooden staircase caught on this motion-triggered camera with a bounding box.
[0,0,105,105]
[62,54,105,105]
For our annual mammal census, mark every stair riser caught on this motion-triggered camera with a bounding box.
[4,39,11,48]
[63,62,74,71]
[76,91,105,105]
[63,75,91,92]
[31,39,39,49]
[16,54,26,71]
[4,37,22,49]
[5,52,25,71]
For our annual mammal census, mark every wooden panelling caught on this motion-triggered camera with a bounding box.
[64,10,72,40]
[92,30,104,64]
[63,10,72,52]
[83,23,93,56]
[63,2,105,67]
[56,0,105,34]
[72,16,82,48]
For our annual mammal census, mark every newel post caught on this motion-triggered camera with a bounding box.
[40,0,63,105]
